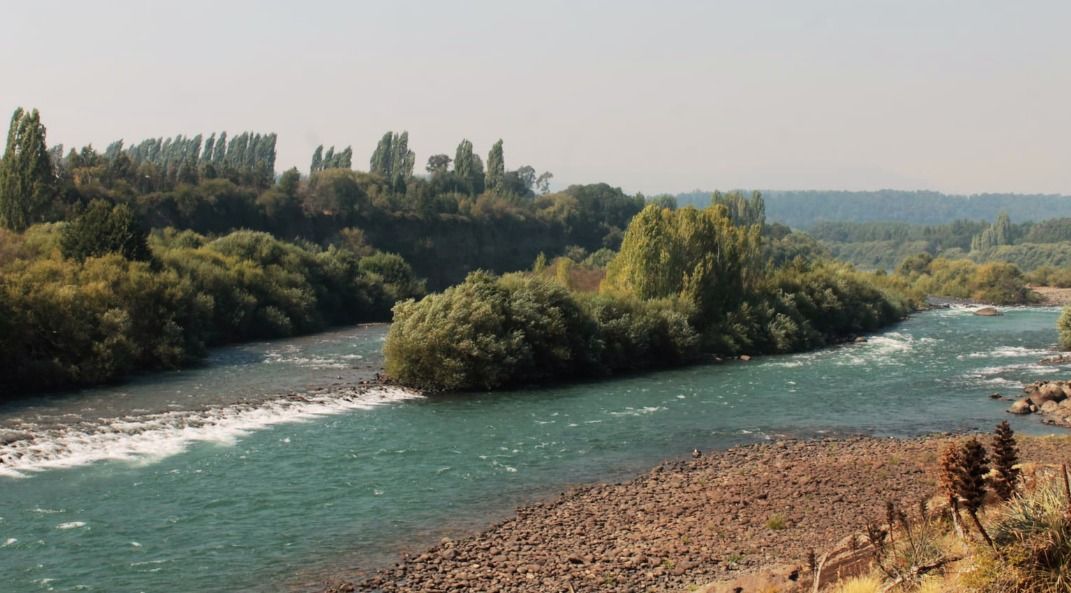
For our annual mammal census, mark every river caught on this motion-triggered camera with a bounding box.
[0,307,1068,592]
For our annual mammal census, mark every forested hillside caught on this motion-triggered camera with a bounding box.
[675,189,1071,227]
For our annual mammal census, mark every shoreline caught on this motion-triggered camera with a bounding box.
[326,432,1071,593]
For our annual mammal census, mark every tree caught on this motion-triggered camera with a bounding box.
[536,171,553,195]
[454,139,485,195]
[60,200,152,262]
[426,154,451,174]
[371,131,414,188]
[514,165,536,193]
[390,131,414,187]
[602,203,759,326]
[0,108,54,231]
[485,139,505,190]
[370,132,393,178]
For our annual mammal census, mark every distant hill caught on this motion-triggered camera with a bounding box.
[673,190,1071,228]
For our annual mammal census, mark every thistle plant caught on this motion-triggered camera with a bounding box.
[939,443,966,539]
[956,438,995,549]
[992,421,1020,501]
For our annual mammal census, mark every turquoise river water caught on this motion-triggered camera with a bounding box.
[0,307,1069,592]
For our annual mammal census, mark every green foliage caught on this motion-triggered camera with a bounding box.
[890,255,1037,305]
[971,212,1014,251]
[60,200,151,262]
[965,475,1071,593]
[453,139,485,195]
[0,228,425,396]
[1026,266,1071,289]
[602,203,760,326]
[1059,305,1071,350]
[0,107,54,230]
[384,272,700,391]
[711,190,765,228]
[385,272,600,390]
[677,189,1071,227]
[385,197,903,391]
[369,131,414,189]
[485,139,505,191]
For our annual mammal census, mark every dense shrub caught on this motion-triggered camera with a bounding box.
[889,255,1038,305]
[1059,306,1071,350]
[0,227,425,396]
[384,272,703,391]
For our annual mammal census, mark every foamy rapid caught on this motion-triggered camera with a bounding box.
[0,386,422,478]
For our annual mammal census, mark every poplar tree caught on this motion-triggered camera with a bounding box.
[370,132,393,178]
[485,139,505,191]
[0,108,54,231]
[310,145,324,174]
[454,139,485,195]
[389,131,414,187]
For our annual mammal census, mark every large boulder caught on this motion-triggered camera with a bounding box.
[974,307,1003,316]
[1033,382,1067,405]
[1008,398,1035,415]
[1041,400,1061,414]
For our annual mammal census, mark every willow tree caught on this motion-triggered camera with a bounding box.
[0,108,54,231]
[602,203,761,325]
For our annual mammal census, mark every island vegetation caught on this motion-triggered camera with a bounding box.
[385,194,909,391]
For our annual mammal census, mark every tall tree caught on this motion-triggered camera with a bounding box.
[389,131,414,187]
[370,132,393,178]
[310,145,324,175]
[454,139,485,195]
[0,108,54,231]
[485,139,505,190]
[371,131,414,188]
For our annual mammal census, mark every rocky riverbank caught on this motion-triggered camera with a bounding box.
[1007,379,1071,427]
[325,434,1071,593]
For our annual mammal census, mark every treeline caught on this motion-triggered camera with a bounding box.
[0,107,649,395]
[806,213,1071,274]
[385,196,908,391]
[676,189,1071,227]
[0,222,424,396]
[0,108,641,290]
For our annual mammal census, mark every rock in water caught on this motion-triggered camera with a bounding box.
[974,307,1003,316]
[1008,398,1034,415]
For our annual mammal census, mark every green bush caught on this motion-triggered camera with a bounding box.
[0,227,426,397]
[384,272,704,391]
[1059,306,1071,350]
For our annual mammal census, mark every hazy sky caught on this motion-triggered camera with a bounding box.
[3,0,1070,195]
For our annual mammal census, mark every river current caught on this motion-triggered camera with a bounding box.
[0,307,1068,592]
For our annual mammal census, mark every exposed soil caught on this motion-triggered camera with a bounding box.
[1030,285,1071,306]
[323,433,1071,593]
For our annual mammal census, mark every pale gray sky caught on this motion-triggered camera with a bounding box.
[3,0,1069,195]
